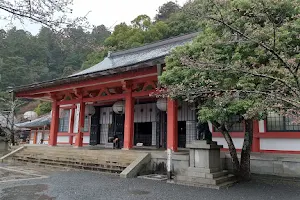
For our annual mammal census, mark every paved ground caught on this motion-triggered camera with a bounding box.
[0,165,299,200]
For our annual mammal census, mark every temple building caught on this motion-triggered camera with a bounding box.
[14,33,300,154]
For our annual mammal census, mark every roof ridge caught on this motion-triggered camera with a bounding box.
[110,32,199,57]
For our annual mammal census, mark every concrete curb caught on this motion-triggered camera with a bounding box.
[120,153,151,178]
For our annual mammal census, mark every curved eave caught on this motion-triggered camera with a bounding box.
[14,58,163,97]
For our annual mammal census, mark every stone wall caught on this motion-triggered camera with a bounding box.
[223,152,300,177]
[149,151,189,175]
[148,150,300,178]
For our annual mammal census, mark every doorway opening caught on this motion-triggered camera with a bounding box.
[178,121,186,148]
[134,122,152,146]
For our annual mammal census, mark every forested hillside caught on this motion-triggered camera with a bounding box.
[0,1,200,115]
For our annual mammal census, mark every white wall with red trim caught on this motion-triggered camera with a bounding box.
[210,120,300,154]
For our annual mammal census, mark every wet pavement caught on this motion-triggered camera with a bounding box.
[0,165,299,200]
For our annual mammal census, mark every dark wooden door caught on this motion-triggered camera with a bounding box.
[178,121,186,148]
[113,113,125,147]
[90,107,100,145]
[156,111,167,148]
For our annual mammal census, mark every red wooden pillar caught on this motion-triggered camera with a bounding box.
[70,107,76,134]
[167,99,178,152]
[123,87,134,150]
[75,101,85,147]
[69,106,76,145]
[33,130,38,144]
[49,99,59,146]
[69,136,74,145]
[252,120,260,152]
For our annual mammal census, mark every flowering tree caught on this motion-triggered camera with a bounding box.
[0,0,88,31]
[160,0,300,181]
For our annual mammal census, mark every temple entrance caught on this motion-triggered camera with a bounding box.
[156,111,167,148]
[134,122,152,146]
[178,121,186,148]
[112,113,125,148]
[90,106,100,146]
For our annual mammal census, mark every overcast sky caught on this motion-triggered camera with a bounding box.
[0,0,188,35]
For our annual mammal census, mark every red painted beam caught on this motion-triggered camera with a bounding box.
[83,93,125,103]
[16,67,157,97]
[57,99,80,105]
[132,90,157,98]
[258,132,300,138]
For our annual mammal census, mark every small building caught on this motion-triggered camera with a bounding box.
[16,114,50,144]
[12,33,300,154]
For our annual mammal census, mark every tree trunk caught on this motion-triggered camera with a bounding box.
[212,122,240,175]
[239,119,253,181]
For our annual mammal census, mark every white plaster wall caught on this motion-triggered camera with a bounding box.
[29,140,33,144]
[259,120,265,133]
[99,107,113,124]
[212,137,244,149]
[134,103,156,122]
[73,136,76,144]
[30,132,35,139]
[260,138,300,151]
[186,121,197,144]
[73,104,80,133]
[44,132,49,140]
[57,136,69,143]
[83,136,90,144]
[68,108,74,133]
[100,124,109,144]
[152,122,156,146]
[37,132,43,143]
[178,102,196,121]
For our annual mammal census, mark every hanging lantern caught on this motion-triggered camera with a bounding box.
[156,98,167,111]
[85,105,96,116]
[112,101,125,114]
[23,111,38,121]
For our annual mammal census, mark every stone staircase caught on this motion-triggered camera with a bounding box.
[6,146,142,174]
[172,168,236,189]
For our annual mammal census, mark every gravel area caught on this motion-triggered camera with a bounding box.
[0,166,299,200]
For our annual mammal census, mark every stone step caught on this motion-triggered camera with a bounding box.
[175,174,235,185]
[13,156,133,166]
[25,147,139,155]
[12,157,126,173]
[13,153,133,164]
[18,153,137,161]
[16,149,137,158]
[207,171,229,179]
[185,167,221,174]
[186,170,229,179]
[15,152,135,163]
[25,146,139,155]
[12,155,131,167]
[168,179,236,190]
[5,146,143,175]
